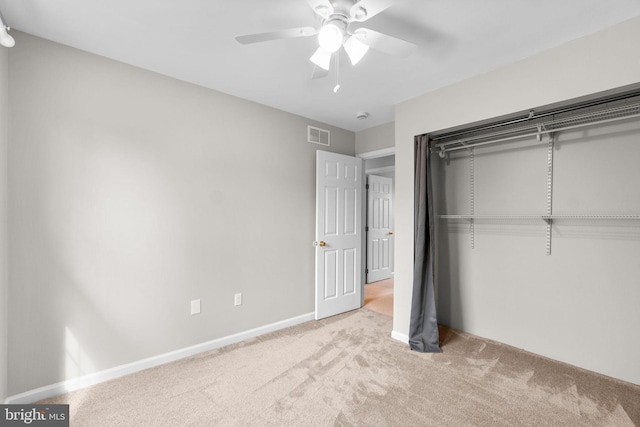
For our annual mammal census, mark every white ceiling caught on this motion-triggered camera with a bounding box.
[1,0,639,132]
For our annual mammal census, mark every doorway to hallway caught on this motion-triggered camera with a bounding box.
[363,278,393,317]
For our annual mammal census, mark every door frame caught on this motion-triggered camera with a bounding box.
[356,147,395,306]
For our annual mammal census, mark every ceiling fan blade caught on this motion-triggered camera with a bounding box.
[235,27,317,44]
[352,27,417,57]
[305,0,334,19]
[350,0,406,22]
[310,46,332,71]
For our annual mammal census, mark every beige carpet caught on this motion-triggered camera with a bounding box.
[363,278,393,317]
[40,309,640,426]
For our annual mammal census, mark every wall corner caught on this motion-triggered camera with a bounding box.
[0,45,10,402]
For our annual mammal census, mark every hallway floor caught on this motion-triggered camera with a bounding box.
[363,278,393,317]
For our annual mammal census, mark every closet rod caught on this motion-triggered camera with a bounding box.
[436,110,640,154]
[431,90,640,142]
[435,102,640,149]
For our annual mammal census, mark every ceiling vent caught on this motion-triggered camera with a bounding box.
[308,126,330,146]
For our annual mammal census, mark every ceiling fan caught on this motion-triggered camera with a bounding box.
[235,0,417,77]
[0,9,15,48]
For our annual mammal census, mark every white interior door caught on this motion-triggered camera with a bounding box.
[366,175,393,283]
[315,150,363,320]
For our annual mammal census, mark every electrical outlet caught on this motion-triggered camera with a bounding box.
[234,293,242,306]
[191,299,201,315]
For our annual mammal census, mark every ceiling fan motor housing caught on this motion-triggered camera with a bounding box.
[323,0,362,24]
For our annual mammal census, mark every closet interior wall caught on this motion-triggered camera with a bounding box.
[431,93,640,385]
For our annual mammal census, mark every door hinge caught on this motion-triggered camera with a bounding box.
[365,269,369,274]
[366,184,369,190]
[365,226,369,232]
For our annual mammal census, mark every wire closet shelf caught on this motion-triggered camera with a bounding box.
[431,98,640,155]
[430,91,640,254]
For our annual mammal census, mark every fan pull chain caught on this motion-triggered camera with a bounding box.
[333,52,340,93]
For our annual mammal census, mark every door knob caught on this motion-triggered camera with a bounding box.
[313,241,326,247]
[388,231,394,236]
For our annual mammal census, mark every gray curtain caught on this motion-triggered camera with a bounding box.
[409,135,441,353]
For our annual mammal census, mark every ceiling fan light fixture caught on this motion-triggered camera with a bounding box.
[0,28,14,48]
[310,47,332,71]
[318,22,343,53]
[344,35,369,65]
[0,12,14,48]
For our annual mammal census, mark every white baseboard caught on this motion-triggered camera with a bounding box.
[4,312,315,404]
[391,330,409,344]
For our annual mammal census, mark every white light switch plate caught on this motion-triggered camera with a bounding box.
[191,299,201,315]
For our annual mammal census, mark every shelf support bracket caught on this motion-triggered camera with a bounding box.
[537,123,547,142]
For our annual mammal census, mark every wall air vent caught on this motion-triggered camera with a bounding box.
[307,126,330,146]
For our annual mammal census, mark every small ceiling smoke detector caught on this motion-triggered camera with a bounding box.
[356,112,369,120]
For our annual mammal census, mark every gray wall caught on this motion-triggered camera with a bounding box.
[355,122,394,154]
[395,16,640,384]
[7,33,355,396]
[0,44,8,402]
